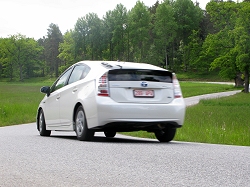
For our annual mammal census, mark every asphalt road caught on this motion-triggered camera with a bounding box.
[0,90,249,187]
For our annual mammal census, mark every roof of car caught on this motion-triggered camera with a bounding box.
[77,61,166,71]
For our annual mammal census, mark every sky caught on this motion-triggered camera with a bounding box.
[0,0,210,39]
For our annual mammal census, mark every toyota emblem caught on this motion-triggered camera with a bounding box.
[141,82,148,87]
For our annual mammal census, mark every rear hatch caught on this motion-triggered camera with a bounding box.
[108,69,174,104]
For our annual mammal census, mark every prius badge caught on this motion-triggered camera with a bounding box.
[141,81,148,87]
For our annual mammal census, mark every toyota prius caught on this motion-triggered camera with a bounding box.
[37,61,186,142]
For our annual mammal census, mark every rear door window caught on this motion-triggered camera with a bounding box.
[108,69,172,83]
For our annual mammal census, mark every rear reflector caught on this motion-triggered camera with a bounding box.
[98,73,109,96]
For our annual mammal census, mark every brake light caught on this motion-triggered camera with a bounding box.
[173,74,182,98]
[97,72,109,96]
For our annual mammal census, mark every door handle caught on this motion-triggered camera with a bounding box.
[57,95,60,99]
[73,87,78,93]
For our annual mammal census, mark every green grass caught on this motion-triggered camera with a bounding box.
[0,80,53,127]
[176,93,250,146]
[180,82,238,98]
[0,79,248,146]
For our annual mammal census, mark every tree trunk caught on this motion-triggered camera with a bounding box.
[19,64,23,82]
[234,73,244,87]
[243,67,249,93]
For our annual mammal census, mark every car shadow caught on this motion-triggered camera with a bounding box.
[49,135,155,143]
[48,134,184,145]
[92,136,159,144]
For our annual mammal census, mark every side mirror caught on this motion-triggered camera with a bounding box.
[40,86,50,96]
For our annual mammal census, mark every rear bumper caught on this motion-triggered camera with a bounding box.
[87,97,186,130]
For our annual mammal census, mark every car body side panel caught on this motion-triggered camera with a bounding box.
[42,90,60,126]
[45,79,97,131]
[58,81,81,128]
[76,80,98,129]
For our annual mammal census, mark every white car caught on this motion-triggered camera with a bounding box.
[37,61,186,142]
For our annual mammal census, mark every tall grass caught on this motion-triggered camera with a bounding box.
[176,93,250,146]
[180,82,238,98]
[0,81,52,126]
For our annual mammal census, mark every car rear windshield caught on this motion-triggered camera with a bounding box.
[108,69,172,83]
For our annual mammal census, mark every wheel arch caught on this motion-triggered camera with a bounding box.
[36,107,43,130]
[73,102,84,130]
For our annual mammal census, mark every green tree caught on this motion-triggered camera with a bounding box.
[73,17,90,60]
[102,4,128,61]
[45,23,63,77]
[37,37,46,77]
[173,0,203,71]
[233,2,250,92]
[206,0,238,31]
[102,10,115,60]
[153,0,177,68]
[128,1,151,62]
[200,9,216,40]
[0,34,42,81]
[204,1,246,87]
[85,13,103,60]
[73,13,103,60]
[0,38,15,80]
[58,30,76,73]
[110,4,128,61]
[208,30,240,84]
[185,30,203,71]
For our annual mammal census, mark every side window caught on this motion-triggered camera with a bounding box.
[68,65,90,84]
[50,68,73,92]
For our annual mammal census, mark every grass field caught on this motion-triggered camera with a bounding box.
[0,80,53,126]
[179,81,236,98]
[177,93,250,146]
[0,79,249,146]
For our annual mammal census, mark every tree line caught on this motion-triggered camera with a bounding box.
[0,0,249,92]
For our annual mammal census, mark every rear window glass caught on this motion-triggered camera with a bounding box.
[108,69,172,83]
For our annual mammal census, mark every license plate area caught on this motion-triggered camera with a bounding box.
[133,89,154,98]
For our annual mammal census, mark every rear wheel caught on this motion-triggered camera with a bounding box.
[155,127,176,142]
[104,131,116,138]
[38,109,51,136]
[75,106,94,141]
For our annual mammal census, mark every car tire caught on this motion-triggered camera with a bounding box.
[104,131,116,138]
[75,106,94,141]
[155,127,176,142]
[38,109,51,136]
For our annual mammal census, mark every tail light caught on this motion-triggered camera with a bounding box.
[173,74,183,98]
[97,72,109,96]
